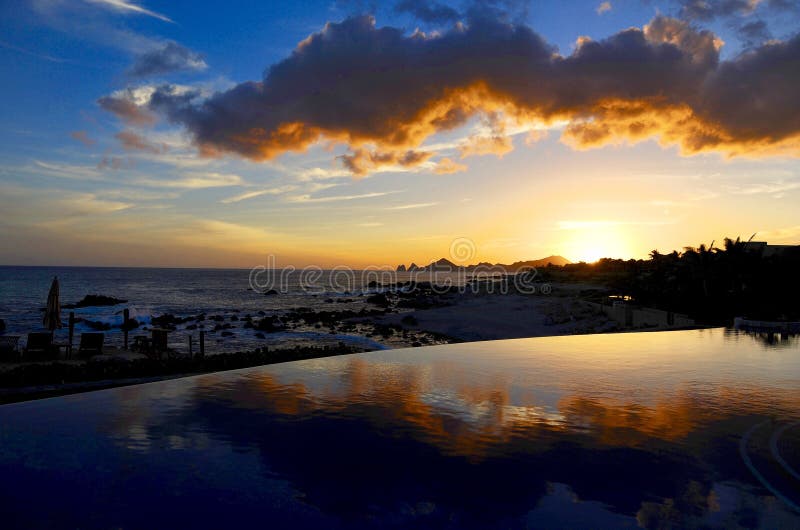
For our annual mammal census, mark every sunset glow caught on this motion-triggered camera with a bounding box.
[1,0,798,267]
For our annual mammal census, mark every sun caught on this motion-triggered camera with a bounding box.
[562,224,632,263]
[573,245,608,263]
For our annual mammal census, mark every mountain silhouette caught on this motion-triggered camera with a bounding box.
[396,255,570,272]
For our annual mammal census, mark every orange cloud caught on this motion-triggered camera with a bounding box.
[434,157,468,174]
[100,14,800,174]
[338,148,432,176]
[459,134,514,158]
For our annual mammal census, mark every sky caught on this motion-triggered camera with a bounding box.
[0,0,798,268]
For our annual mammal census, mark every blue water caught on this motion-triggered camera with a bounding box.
[0,266,455,352]
[1,328,799,528]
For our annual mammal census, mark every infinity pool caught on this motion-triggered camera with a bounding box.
[1,328,799,528]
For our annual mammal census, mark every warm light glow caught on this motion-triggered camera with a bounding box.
[560,222,633,263]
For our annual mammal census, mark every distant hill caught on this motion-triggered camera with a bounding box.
[499,256,570,270]
[396,255,571,272]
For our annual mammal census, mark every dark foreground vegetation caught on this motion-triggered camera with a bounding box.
[0,344,362,403]
[539,238,800,324]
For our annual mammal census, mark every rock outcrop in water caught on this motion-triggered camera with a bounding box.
[64,295,127,309]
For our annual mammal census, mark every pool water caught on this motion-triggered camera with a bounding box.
[1,328,799,528]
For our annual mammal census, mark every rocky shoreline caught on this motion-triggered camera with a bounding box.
[1,278,636,402]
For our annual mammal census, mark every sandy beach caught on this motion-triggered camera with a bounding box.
[376,292,616,342]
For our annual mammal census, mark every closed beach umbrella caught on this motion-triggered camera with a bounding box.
[43,276,62,331]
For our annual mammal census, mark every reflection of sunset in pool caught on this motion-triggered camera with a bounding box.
[1,328,799,528]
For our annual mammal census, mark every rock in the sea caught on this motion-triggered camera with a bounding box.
[84,320,112,331]
[64,294,127,309]
[255,316,285,333]
[264,289,279,296]
[408,263,419,272]
[151,313,190,328]
[366,292,390,307]
[396,264,407,272]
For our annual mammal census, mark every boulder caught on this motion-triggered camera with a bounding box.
[366,292,390,307]
[255,316,286,333]
[64,294,127,309]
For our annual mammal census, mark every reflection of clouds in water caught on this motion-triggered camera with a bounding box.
[219,353,800,458]
[35,329,800,526]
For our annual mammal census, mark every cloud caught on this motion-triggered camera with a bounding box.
[433,157,468,174]
[128,41,207,78]
[33,160,106,181]
[596,2,612,15]
[83,0,173,23]
[136,172,244,189]
[558,219,673,229]
[0,40,66,63]
[675,0,799,23]
[287,191,397,203]
[728,180,800,195]
[101,14,800,175]
[677,0,757,20]
[98,87,158,126]
[0,184,132,221]
[387,202,439,210]
[220,186,297,204]
[339,148,432,176]
[759,224,800,242]
[737,20,771,47]
[97,156,134,171]
[394,0,459,23]
[459,134,514,158]
[115,130,168,153]
[70,130,96,147]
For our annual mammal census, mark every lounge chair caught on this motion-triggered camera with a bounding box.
[0,335,21,362]
[77,333,104,357]
[24,332,55,360]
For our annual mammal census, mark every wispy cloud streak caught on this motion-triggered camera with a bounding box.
[84,0,173,22]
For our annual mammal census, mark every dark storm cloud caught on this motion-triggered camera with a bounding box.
[127,41,207,79]
[699,33,800,144]
[99,13,800,173]
[737,19,772,47]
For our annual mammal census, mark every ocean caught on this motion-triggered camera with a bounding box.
[0,266,445,353]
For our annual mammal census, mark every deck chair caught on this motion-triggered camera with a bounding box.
[24,332,54,360]
[0,335,21,361]
[77,333,104,357]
